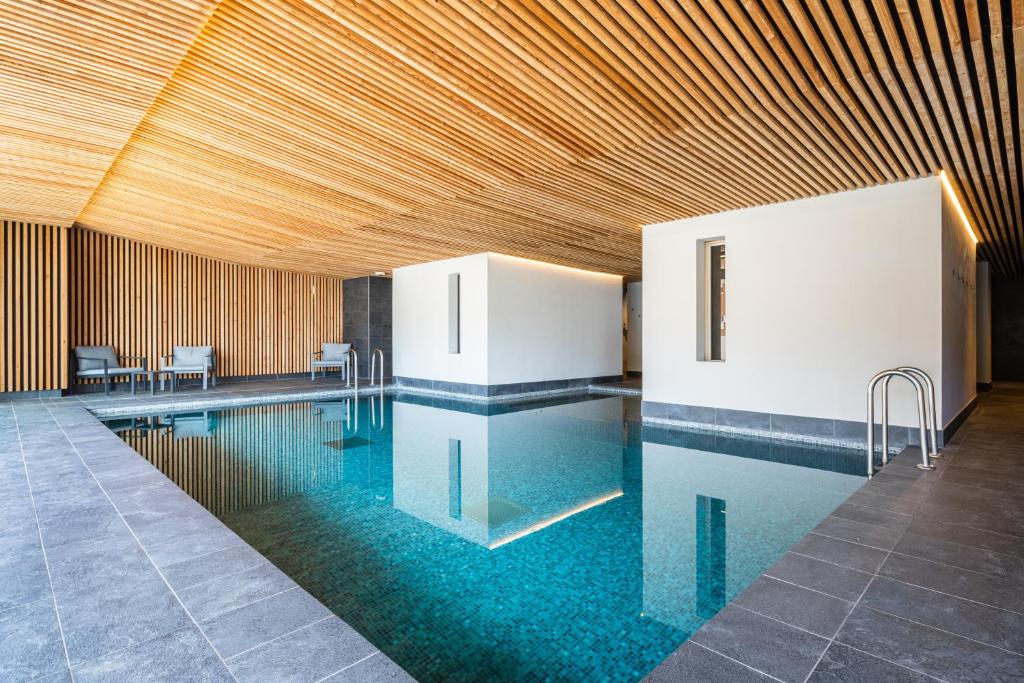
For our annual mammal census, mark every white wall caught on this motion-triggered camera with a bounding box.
[626,282,642,373]
[644,177,975,427]
[392,253,489,385]
[486,254,622,384]
[940,183,978,423]
[394,252,622,386]
[976,261,992,386]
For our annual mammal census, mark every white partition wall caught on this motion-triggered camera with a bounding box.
[393,252,622,395]
[642,176,977,443]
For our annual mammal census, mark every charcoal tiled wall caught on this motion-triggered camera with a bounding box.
[343,276,392,379]
[641,400,927,447]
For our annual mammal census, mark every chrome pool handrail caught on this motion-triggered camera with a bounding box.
[346,348,359,395]
[370,348,384,387]
[893,366,940,459]
[867,369,932,476]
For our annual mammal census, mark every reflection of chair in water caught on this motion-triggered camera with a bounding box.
[313,401,347,422]
[314,400,358,436]
[104,416,157,435]
[167,412,216,439]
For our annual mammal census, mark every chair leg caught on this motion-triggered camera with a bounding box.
[203,372,208,391]
[311,368,315,382]
[104,376,110,396]
[160,374,165,392]
[131,374,136,396]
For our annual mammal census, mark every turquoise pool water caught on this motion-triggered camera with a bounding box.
[105,394,864,682]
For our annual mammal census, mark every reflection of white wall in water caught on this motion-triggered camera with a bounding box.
[391,398,626,548]
[641,441,861,632]
[392,402,490,546]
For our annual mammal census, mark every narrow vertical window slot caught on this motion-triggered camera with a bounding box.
[702,240,726,361]
[448,273,460,354]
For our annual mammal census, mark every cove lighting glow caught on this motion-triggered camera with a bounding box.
[939,170,979,245]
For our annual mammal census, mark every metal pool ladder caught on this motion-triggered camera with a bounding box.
[346,348,359,395]
[370,348,384,387]
[865,367,941,477]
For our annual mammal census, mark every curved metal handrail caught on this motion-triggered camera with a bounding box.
[346,348,359,395]
[369,392,386,432]
[893,366,940,459]
[344,397,358,436]
[867,369,932,476]
[370,348,384,387]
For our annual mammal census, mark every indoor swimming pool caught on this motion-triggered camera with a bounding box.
[104,393,865,682]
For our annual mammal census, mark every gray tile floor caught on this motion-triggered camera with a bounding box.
[0,391,412,682]
[647,383,1024,682]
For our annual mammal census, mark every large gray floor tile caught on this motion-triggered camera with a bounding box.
[201,587,332,659]
[178,562,296,623]
[791,533,888,573]
[836,606,1024,682]
[46,531,152,599]
[147,524,245,568]
[0,598,67,682]
[227,616,377,682]
[879,551,1024,614]
[731,576,854,638]
[829,502,913,531]
[644,642,774,682]
[893,532,1024,581]
[764,553,872,602]
[905,517,1024,558]
[162,544,266,591]
[860,577,1024,654]
[808,643,932,682]
[56,571,190,665]
[812,516,901,550]
[0,548,51,611]
[129,510,226,547]
[690,605,829,682]
[73,625,232,683]
[37,504,125,549]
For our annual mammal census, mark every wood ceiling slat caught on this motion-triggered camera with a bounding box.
[4,0,1022,277]
[0,0,219,227]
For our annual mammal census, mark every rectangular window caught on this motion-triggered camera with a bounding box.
[448,273,460,354]
[702,240,726,361]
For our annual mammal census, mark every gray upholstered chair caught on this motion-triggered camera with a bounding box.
[311,343,350,381]
[72,346,149,396]
[159,345,216,391]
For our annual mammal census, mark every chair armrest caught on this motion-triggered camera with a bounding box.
[120,355,148,371]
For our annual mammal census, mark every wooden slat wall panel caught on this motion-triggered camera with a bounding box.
[0,220,68,393]
[69,227,344,381]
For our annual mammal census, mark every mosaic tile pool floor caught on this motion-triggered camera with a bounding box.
[103,394,865,682]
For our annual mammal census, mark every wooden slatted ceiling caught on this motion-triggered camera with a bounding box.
[0,0,219,226]
[7,1,1024,277]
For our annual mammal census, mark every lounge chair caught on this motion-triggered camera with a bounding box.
[311,343,351,381]
[72,346,150,396]
[159,346,216,391]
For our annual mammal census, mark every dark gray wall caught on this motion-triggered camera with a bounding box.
[343,276,392,379]
[992,276,1024,381]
